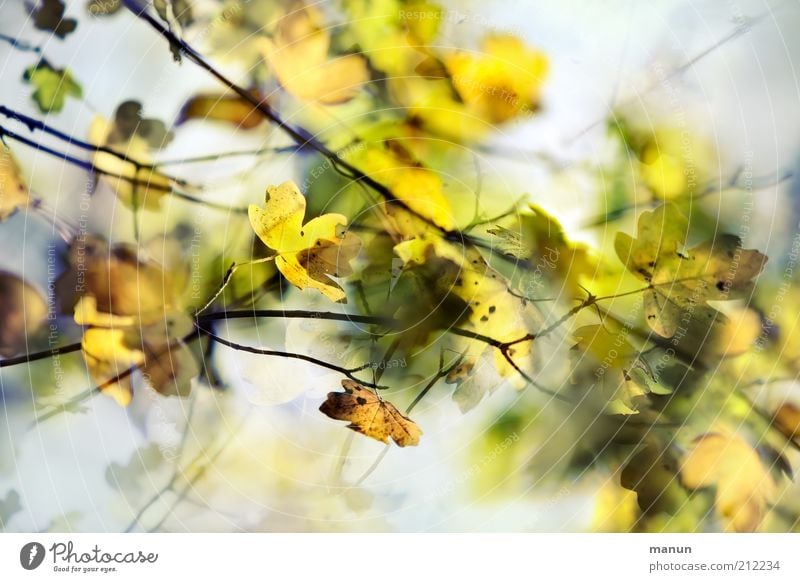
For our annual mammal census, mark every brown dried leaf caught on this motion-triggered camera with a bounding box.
[0,272,47,357]
[319,379,422,447]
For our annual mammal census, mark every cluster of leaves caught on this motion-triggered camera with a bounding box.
[0,0,797,534]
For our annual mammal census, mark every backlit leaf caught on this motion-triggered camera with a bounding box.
[23,61,82,113]
[615,204,767,337]
[75,296,198,405]
[571,325,661,415]
[680,432,776,532]
[89,101,174,209]
[0,145,30,221]
[319,379,422,446]
[446,34,548,124]
[258,3,368,104]
[249,180,360,302]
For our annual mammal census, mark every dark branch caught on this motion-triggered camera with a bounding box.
[0,343,82,368]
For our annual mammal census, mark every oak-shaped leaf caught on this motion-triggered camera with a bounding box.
[0,145,30,221]
[23,61,82,113]
[258,4,368,104]
[319,379,422,447]
[33,0,77,39]
[680,432,776,532]
[0,272,47,358]
[249,181,360,302]
[615,204,767,337]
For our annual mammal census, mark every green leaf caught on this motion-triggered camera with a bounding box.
[23,61,83,113]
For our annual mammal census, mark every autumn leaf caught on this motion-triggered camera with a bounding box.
[178,92,264,129]
[0,145,30,221]
[445,356,504,413]
[319,379,422,446]
[667,304,764,366]
[249,181,360,302]
[23,61,82,113]
[616,121,712,200]
[0,271,47,358]
[446,34,548,124]
[571,325,667,415]
[58,237,197,405]
[615,203,767,337]
[55,236,177,322]
[89,101,174,210]
[394,235,535,383]
[386,29,548,142]
[75,296,198,406]
[621,446,687,515]
[347,139,456,231]
[488,204,596,295]
[680,432,776,532]
[258,3,369,104]
[772,403,800,443]
[343,0,443,77]
[32,0,77,39]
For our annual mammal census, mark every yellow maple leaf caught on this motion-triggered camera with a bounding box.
[249,181,360,302]
[446,34,549,124]
[343,0,443,77]
[389,33,548,142]
[89,102,174,210]
[681,432,776,532]
[0,145,30,221]
[394,235,533,381]
[258,3,368,105]
[615,203,767,337]
[571,325,668,415]
[349,140,456,231]
[75,296,198,406]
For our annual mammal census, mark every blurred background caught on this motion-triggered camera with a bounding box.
[1,0,799,532]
